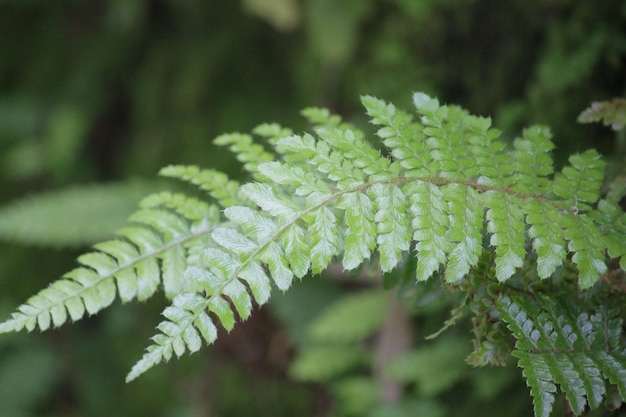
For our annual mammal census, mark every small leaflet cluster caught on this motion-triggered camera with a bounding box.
[0,93,624,412]
[498,295,626,417]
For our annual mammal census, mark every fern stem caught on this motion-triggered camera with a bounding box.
[374,289,412,404]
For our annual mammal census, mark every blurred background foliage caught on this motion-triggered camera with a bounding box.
[0,0,624,416]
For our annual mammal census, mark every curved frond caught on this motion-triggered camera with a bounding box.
[1,92,623,401]
[127,93,623,381]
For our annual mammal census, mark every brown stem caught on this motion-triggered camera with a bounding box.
[373,290,413,404]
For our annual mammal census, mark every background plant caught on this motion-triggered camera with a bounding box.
[1,1,625,416]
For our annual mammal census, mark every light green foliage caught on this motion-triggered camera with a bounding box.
[0,93,624,416]
[290,345,369,382]
[0,337,61,417]
[287,288,400,415]
[578,98,626,131]
[307,290,389,343]
[387,335,471,396]
[0,181,158,247]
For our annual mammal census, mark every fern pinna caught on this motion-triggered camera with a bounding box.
[1,93,625,416]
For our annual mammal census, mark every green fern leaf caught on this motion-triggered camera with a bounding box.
[240,182,300,221]
[514,352,557,417]
[1,91,624,393]
[498,294,626,416]
[140,192,210,221]
[159,165,242,207]
[562,214,608,288]
[407,181,450,281]
[309,206,341,274]
[279,222,311,278]
[485,192,526,281]
[126,292,217,382]
[315,126,391,177]
[213,132,275,175]
[591,199,626,270]
[553,150,605,213]
[511,126,555,195]
[444,184,483,282]
[578,98,626,131]
[339,192,377,270]
[372,183,411,272]
[420,106,479,180]
[362,95,432,177]
[524,199,567,279]
[301,106,343,128]
[251,123,293,146]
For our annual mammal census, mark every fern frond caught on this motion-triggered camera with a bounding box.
[524,199,567,279]
[444,184,483,281]
[252,123,293,146]
[301,106,344,128]
[510,126,555,195]
[562,214,608,287]
[372,182,411,272]
[213,132,275,175]
[126,292,218,382]
[1,92,624,396]
[591,199,626,270]
[553,150,605,213]
[485,191,526,281]
[498,294,626,417]
[362,95,433,177]
[577,98,626,131]
[126,93,623,380]
[0,194,221,333]
[158,165,243,207]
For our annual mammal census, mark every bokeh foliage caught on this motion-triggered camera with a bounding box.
[0,0,624,416]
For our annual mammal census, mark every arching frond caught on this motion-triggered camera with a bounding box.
[0,189,222,333]
[0,92,624,416]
